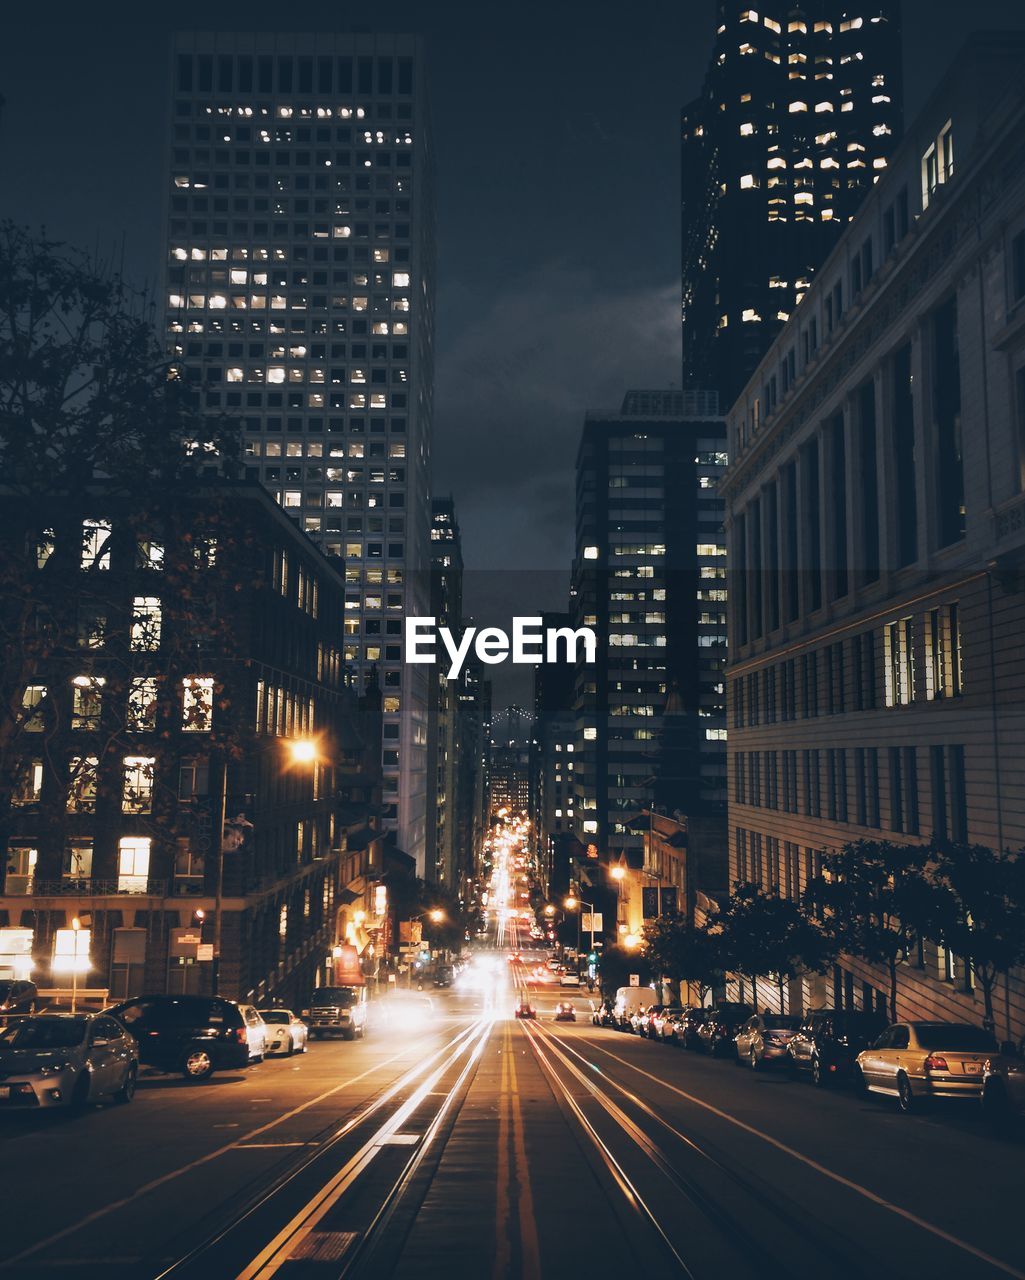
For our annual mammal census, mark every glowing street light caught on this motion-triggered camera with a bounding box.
[429,908,444,924]
[288,738,318,765]
[564,895,578,911]
[610,866,626,882]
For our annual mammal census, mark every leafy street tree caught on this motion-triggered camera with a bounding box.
[0,224,241,846]
[923,842,1025,1034]
[710,883,833,1014]
[598,943,652,999]
[643,913,723,1007]
[808,840,933,1023]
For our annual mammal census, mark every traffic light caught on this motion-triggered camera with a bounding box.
[587,951,598,966]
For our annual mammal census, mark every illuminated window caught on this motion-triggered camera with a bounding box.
[182,677,214,732]
[740,173,757,189]
[740,122,754,136]
[71,676,104,730]
[583,545,599,560]
[130,597,162,652]
[81,519,112,571]
[122,756,156,813]
[67,756,98,813]
[127,678,159,732]
[117,837,151,893]
[11,759,43,807]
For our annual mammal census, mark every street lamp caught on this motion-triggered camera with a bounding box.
[70,917,82,1013]
[212,737,316,996]
[563,894,597,954]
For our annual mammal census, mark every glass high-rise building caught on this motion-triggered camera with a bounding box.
[571,390,728,865]
[681,2,902,406]
[162,34,434,870]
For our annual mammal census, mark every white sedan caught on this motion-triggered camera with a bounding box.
[261,1009,308,1056]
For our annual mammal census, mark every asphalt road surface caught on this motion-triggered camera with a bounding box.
[2,954,1023,1280]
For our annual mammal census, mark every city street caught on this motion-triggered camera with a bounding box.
[2,949,1024,1279]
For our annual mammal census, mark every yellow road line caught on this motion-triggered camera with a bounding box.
[507,1030,541,1276]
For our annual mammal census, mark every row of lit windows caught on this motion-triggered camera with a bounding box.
[21,677,214,737]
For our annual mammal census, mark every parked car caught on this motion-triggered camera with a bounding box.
[261,1009,308,1057]
[676,1007,711,1050]
[613,986,656,1031]
[628,1004,653,1035]
[695,1002,753,1057]
[107,995,266,1081]
[0,1012,138,1110]
[660,1007,694,1046]
[638,1004,666,1038]
[734,1013,803,1069]
[513,998,537,1020]
[787,1008,889,1087]
[305,985,369,1041]
[982,1038,1025,1133]
[0,980,37,1018]
[591,999,615,1027]
[652,1006,685,1042]
[856,1021,999,1113]
[554,1002,577,1022]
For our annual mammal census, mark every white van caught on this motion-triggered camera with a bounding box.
[612,985,656,1030]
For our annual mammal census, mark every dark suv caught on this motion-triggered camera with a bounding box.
[107,995,264,1081]
[695,1001,754,1057]
[787,1008,889,1087]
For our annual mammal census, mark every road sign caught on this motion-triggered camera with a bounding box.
[581,912,603,933]
[196,943,214,962]
[629,973,640,987]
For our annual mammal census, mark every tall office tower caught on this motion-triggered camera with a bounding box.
[425,497,463,888]
[681,2,902,407]
[532,612,576,895]
[571,391,728,868]
[163,34,434,871]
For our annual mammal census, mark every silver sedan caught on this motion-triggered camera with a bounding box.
[260,1009,308,1057]
[0,1012,138,1110]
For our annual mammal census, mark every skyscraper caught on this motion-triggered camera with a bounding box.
[681,2,902,406]
[425,497,462,887]
[571,390,728,867]
[162,34,434,870]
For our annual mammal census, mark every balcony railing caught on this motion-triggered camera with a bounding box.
[4,879,168,897]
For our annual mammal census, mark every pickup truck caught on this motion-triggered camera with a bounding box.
[305,985,368,1041]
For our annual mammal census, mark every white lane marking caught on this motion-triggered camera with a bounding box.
[585,1037,1025,1280]
[237,1018,494,1280]
[237,1142,310,1149]
[0,1046,419,1270]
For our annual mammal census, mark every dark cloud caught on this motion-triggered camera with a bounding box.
[436,267,682,571]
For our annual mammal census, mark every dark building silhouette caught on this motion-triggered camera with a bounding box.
[571,391,728,867]
[532,611,576,896]
[0,482,381,1006]
[681,2,903,406]
[425,497,462,889]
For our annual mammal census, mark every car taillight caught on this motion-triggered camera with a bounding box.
[924,1054,948,1071]
[234,1027,248,1044]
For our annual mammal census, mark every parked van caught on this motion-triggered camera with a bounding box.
[612,985,656,1030]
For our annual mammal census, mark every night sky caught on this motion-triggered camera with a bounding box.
[4,0,1023,704]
